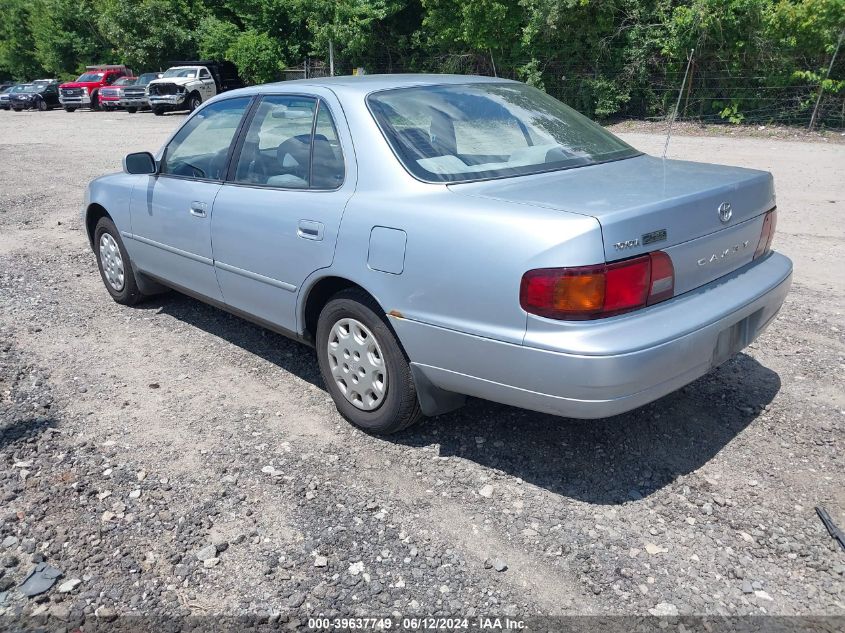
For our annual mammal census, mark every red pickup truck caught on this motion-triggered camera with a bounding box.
[59,65,133,112]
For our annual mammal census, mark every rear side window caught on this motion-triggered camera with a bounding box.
[161,97,251,180]
[232,96,345,190]
[311,103,345,189]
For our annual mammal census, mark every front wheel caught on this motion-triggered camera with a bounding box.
[64,107,76,112]
[37,99,47,111]
[126,107,138,114]
[152,107,164,116]
[188,93,202,112]
[316,289,423,434]
[94,217,145,306]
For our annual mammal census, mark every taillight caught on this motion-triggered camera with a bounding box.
[754,208,777,259]
[520,252,675,320]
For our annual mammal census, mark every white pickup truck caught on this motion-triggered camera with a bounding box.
[146,61,243,115]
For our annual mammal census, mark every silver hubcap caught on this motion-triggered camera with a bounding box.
[99,233,125,291]
[327,318,388,411]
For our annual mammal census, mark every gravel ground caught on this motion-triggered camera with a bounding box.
[0,109,843,629]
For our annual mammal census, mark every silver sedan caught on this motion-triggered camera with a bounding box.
[82,74,792,434]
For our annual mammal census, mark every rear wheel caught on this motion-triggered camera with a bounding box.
[93,217,145,306]
[316,289,423,434]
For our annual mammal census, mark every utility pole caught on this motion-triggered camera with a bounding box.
[329,40,335,77]
[809,28,844,131]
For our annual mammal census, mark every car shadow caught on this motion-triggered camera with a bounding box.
[147,292,781,505]
[0,416,56,450]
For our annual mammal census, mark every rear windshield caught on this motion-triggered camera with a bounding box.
[137,73,160,85]
[367,82,640,183]
[113,78,136,86]
[76,73,104,82]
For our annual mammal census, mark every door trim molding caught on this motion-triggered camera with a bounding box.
[214,260,297,292]
[123,232,213,266]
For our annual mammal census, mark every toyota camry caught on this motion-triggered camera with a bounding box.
[81,75,792,434]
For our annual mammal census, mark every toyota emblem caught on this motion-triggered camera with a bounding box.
[718,202,733,223]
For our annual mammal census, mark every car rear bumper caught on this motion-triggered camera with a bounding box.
[392,252,792,419]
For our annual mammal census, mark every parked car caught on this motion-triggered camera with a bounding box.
[60,65,132,112]
[99,76,137,111]
[1,84,30,110]
[147,60,242,115]
[0,85,16,110]
[120,72,162,113]
[81,75,792,434]
[10,79,60,111]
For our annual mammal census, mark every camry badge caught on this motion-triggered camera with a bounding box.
[718,202,733,223]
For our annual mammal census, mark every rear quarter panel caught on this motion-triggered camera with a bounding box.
[300,85,606,346]
[308,187,604,345]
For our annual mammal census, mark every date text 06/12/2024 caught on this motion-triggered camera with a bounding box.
[306,617,526,630]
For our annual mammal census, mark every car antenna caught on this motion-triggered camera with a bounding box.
[663,48,694,159]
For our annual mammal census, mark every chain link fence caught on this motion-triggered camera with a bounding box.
[290,52,845,131]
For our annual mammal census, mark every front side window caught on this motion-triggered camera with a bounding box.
[367,82,640,183]
[200,69,211,79]
[161,97,251,180]
[233,96,344,190]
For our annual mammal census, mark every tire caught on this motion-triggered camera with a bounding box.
[93,217,145,306]
[37,99,47,111]
[64,107,76,112]
[188,92,202,112]
[316,289,423,434]
[126,107,138,114]
[152,107,164,116]
[12,107,21,112]
[89,92,99,111]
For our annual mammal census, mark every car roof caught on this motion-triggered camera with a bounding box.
[235,74,517,98]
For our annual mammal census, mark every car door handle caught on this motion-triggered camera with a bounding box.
[297,220,324,241]
[189,202,207,218]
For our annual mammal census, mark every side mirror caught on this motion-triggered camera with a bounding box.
[123,152,157,175]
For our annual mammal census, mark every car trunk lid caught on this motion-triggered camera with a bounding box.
[448,154,774,294]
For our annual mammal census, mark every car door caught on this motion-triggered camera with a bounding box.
[198,68,215,99]
[128,96,252,300]
[210,94,353,331]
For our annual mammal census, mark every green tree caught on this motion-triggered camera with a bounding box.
[226,29,284,84]
[0,0,43,80]
[29,0,110,77]
[96,0,200,71]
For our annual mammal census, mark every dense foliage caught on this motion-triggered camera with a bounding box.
[1,0,842,125]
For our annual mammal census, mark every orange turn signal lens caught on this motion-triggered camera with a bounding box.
[520,252,674,320]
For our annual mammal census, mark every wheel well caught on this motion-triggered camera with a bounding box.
[85,203,111,248]
[302,277,379,343]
